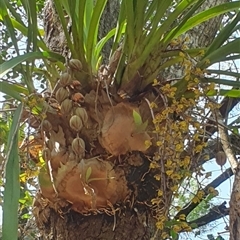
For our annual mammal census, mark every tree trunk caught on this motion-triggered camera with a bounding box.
[35,1,230,240]
[229,163,240,240]
[36,206,156,239]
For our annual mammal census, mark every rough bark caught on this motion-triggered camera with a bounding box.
[37,208,155,240]
[37,1,231,240]
[230,163,240,240]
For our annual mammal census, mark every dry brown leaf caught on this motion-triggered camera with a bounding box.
[50,150,69,172]
[54,158,128,212]
[38,165,56,201]
[100,102,150,156]
[49,126,66,153]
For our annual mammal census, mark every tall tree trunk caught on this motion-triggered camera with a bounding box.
[35,1,230,239]
[230,163,240,240]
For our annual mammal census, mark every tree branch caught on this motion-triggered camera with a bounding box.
[187,201,229,229]
[217,111,238,172]
[229,162,240,240]
[198,133,240,167]
[175,167,233,219]
[204,97,240,137]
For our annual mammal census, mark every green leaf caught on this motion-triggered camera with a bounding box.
[190,222,198,229]
[142,0,196,62]
[111,3,126,56]
[206,89,240,98]
[164,0,205,45]
[0,0,20,55]
[205,11,240,56]
[222,54,240,62]
[53,1,75,56]
[38,165,53,188]
[2,103,23,240]
[3,0,25,25]
[124,0,135,54]
[0,51,65,78]
[1,16,47,50]
[165,220,179,227]
[0,81,29,101]
[215,236,225,240]
[231,127,239,135]
[86,0,108,70]
[198,39,240,68]
[134,120,149,134]
[25,0,38,52]
[173,1,240,39]
[134,0,148,46]
[133,110,143,127]
[207,69,240,79]
[21,213,31,220]
[202,78,240,88]
[95,25,126,66]
[86,167,92,182]
[207,234,215,240]
[170,229,178,240]
[70,0,87,68]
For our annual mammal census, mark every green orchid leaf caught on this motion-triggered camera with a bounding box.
[54,1,75,56]
[198,39,240,68]
[205,11,240,56]
[207,89,240,98]
[170,229,178,240]
[134,120,149,134]
[95,25,126,66]
[69,0,87,67]
[2,103,23,240]
[86,167,92,183]
[172,1,240,39]
[142,0,197,61]
[0,51,65,78]
[0,0,20,55]
[230,127,239,135]
[124,0,135,54]
[0,82,29,101]
[111,3,126,56]
[207,69,240,79]
[86,0,108,71]
[133,110,143,127]
[38,165,53,188]
[164,0,205,45]
[202,78,240,88]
